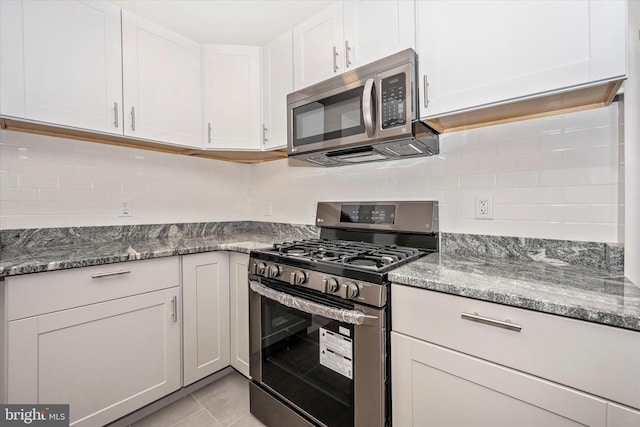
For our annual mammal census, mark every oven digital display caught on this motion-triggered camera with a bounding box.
[340,204,396,225]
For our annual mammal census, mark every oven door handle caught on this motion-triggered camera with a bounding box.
[250,281,376,326]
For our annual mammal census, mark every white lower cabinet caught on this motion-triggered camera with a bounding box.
[182,252,230,386]
[229,252,250,377]
[391,284,640,427]
[392,332,606,427]
[3,258,181,427]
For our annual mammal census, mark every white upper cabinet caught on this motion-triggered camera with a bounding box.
[416,0,627,119]
[262,31,293,150]
[293,2,344,89]
[203,45,262,150]
[122,11,203,148]
[0,0,123,134]
[293,1,416,90]
[343,0,415,70]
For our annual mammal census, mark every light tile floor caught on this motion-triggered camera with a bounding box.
[130,371,266,427]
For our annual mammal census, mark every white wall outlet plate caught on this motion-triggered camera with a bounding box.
[475,195,492,219]
[118,198,132,217]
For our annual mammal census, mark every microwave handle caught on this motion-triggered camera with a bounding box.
[363,78,376,137]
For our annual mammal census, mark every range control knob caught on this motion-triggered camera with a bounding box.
[254,262,267,276]
[343,282,359,299]
[323,277,339,293]
[290,270,307,285]
[266,265,281,278]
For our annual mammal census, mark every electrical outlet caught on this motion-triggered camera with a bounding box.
[118,198,132,217]
[475,196,492,219]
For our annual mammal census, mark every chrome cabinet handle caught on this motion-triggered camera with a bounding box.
[171,296,178,322]
[113,102,119,128]
[332,45,339,72]
[208,122,212,144]
[345,40,351,68]
[423,75,430,108]
[262,124,268,142]
[461,312,522,332]
[130,106,136,131]
[362,78,375,137]
[91,270,131,279]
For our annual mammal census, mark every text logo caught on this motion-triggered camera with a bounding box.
[1,405,69,426]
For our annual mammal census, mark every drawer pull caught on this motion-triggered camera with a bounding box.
[461,312,522,332]
[91,270,132,279]
[171,296,178,322]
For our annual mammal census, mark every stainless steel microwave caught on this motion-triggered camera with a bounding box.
[287,49,439,167]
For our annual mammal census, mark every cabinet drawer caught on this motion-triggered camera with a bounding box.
[392,284,640,409]
[6,257,180,321]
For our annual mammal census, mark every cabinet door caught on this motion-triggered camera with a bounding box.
[262,31,293,150]
[392,332,608,427]
[121,10,202,148]
[0,0,123,134]
[182,252,230,386]
[202,45,262,150]
[416,0,627,118]
[229,252,250,378]
[343,0,415,70]
[607,403,640,427]
[293,1,344,90]
[7,288,181,427]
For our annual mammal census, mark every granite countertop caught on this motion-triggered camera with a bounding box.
[389,252,640,332]
[0,232,285,277]
[2,223,638,332]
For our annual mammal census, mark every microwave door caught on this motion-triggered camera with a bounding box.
[290,79,377,154]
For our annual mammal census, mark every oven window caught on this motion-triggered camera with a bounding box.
[292,86,365,147]
[260,297,354,427]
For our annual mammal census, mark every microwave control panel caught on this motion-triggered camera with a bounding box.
[381,73,407,129]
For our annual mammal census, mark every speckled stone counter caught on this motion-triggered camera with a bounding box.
[0,221,319,277]
[389,252,640,332]
[2,223,637,332]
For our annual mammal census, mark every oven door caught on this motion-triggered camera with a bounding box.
[249,279,387,427]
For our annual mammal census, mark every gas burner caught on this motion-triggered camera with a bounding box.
[309,250,344,261]
[342,255,393,270]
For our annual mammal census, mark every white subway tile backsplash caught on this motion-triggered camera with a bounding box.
[517,151,563,171]
[539,168,590,187]
[495,137,540,157]
[459,173,496,189]
[0,103,623,243]
[496,171,538,188]
[18,174,59,189]
[563,185,619,204]
[428,175,460,191]
[538,129,589,152]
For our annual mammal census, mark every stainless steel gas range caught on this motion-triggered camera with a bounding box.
[248,201,439,427]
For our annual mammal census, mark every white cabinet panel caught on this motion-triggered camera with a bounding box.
[203,45,262,150]
[7,257,180,321]
[0,0,123,134]
[607,403,640,427]
[416,0,627,118]
[229,252,250,377]
[293,1,415,90]
[392,284,640,410]
[122,10,202,148]
[7,288,181,427]
[293,1,344,89]
[392,332,607,427]
[182,252,230,385]
[343,0,415,70]
[262,31,293,150]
